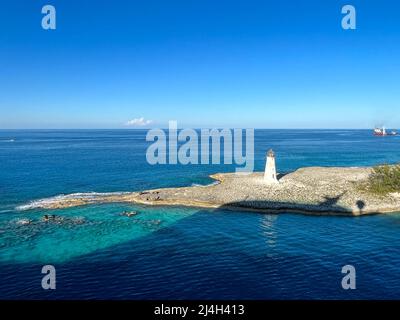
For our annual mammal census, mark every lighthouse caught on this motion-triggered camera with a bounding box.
[264,149,279,184]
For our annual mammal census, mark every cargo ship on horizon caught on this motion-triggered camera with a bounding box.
[374,127,398,136]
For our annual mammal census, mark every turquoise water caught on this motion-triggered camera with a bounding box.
[1,129,400,299]
[0,203,195,264]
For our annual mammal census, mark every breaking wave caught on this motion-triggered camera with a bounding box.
[191,181,220,187]
[16,192,129,211]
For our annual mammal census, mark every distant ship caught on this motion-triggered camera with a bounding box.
[374,127,397,136]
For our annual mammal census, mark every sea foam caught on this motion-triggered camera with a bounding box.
[16,192,129,211]
[190,181,220,187]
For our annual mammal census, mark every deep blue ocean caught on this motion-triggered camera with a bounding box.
[1,129,400,299]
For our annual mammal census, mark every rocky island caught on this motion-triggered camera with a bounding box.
[18,165,400,216]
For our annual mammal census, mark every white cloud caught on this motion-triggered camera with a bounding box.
[125,117,153,126]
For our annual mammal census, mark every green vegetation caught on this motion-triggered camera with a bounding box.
[364,164,400,195]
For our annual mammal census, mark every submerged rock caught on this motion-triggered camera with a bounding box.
[41,215,86,225]
[15,218,32,225]
[121,211,138,217]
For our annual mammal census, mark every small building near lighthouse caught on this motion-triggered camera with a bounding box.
[264,149,279,184]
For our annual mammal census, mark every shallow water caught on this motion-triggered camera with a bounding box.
[1,129,400,299]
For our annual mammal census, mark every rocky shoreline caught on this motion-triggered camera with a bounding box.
[19,166,400,216]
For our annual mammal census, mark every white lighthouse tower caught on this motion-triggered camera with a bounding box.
[264,149,279,184]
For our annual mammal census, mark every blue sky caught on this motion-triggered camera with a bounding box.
[1,0,400,129]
